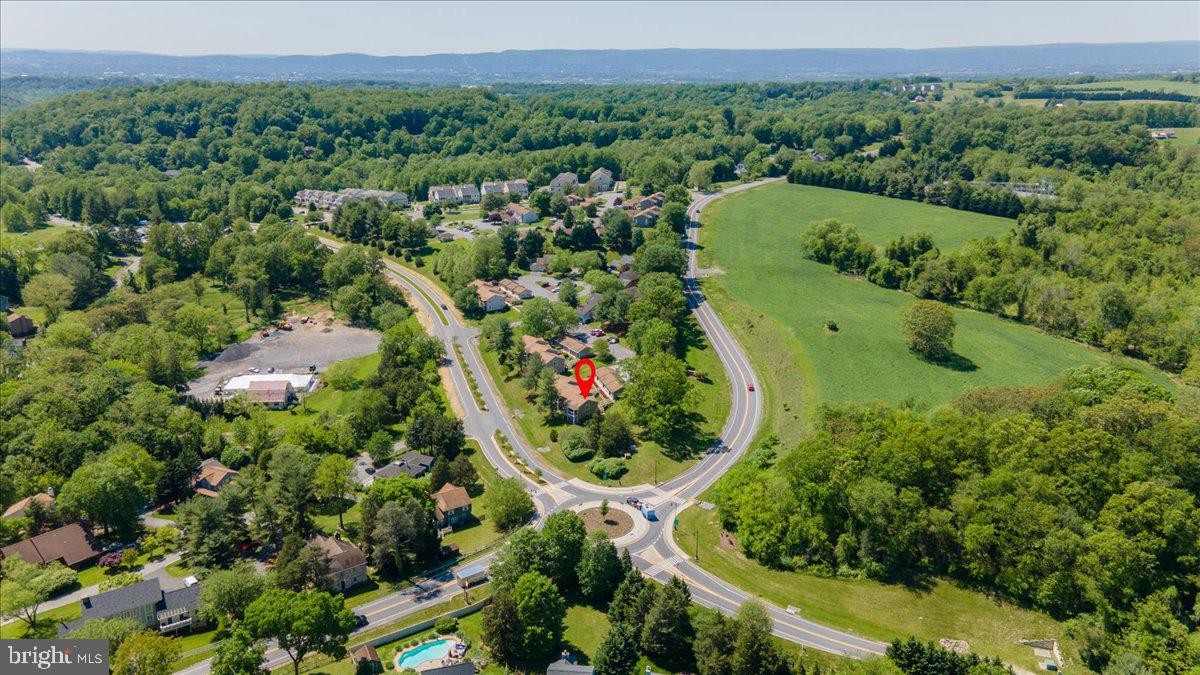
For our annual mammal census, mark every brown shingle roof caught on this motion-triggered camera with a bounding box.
[0,523,101,567]
[308,533,367,574]
[350,644,380,664]
[434,484,471,512]
[3,492,54,519]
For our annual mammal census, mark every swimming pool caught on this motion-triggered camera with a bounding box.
[395,638,453,670]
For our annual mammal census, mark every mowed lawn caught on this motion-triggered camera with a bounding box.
[1059,79,1200,96]
[699,182,1171,445]
[675,505,1071,672]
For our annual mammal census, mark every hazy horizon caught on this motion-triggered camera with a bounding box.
[2,1,1197,57]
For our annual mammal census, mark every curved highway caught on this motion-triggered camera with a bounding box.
[324,180,885,656]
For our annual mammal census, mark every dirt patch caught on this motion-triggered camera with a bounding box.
[719,530,737,550]
[579,507,633,539]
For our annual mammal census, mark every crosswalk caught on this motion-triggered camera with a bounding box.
[644,554,683,578]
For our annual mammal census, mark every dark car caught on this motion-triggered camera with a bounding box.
[354,614,369,628]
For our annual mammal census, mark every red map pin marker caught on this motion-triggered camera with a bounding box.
[574,358,596,399]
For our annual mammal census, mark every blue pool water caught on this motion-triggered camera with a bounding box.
[395,639,453,670]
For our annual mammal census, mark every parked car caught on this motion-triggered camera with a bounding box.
[607,337,618,344]
[249,367,260,374]
[267,367,275,374]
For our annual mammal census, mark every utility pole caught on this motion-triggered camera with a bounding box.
[694,527,699,562]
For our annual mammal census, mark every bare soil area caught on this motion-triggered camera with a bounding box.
[579,507,633,539]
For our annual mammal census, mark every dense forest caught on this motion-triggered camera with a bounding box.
[715,366,1199,671]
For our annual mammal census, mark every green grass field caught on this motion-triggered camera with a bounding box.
[1,223,74,250]
[675,505,1071,672]
[1059,79,1200,96]
[699,181,1173,447]
[1162,127,1200,145]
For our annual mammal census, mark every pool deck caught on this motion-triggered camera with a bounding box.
[393,635,467,672]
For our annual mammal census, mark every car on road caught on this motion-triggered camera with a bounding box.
[747,383,755,392]
[354,614,368,628]
[267,367,275,373]
[441,304,448,310]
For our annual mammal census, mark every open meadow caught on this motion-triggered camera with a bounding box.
[698,182,1173,445]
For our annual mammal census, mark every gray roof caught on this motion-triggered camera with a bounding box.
[577,294,600,320]
[546,659,594,674]
[162,583,201,612]
[375,451,434,479]
[80,579,164,620]
[74,577,201,625]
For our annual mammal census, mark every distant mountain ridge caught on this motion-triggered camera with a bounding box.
[2,42,1197,83]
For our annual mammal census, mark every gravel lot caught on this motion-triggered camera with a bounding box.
[187,316,380,396]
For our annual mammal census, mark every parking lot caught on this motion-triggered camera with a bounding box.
[187,315,381,396]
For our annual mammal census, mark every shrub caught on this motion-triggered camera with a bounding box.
[588,457,627,480]
[561,428,595,462]
[324,360,362,390]
[434,617,458,634]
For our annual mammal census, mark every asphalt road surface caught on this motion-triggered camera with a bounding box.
[178,180,883,673]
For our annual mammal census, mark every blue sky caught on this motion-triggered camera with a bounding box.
[2,1,1197,56]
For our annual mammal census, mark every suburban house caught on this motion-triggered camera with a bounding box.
[5,313,36,338]
[428,184,481,205]
[294,189,347,210]
[522,335,567,373]
[338,188,409,207]
[436,231,457,243]
[549,172,579,193]
[481,179,530,198]
[246,380,296,409]
[576,294,600,323]
[505,203,539,223]
[530,255,550,273]
[349,645,383,674]
[433,484,472,528]
[470,280,507,313]
[293,188,408,210]
[59,577,204,636]
[618,269,639,287]
[547,655,594,674]
[589,167,614,192]
[555,376,599,424]
[565,194,583,207]
[3,492,54,520]
[556,336,593,359]
[1,522,102,568]
[375,451,435,479]
[1151,129,1177,140]
[309,533,369,592]
[595,366,625,401]
[632,206,661,227]
[195,458,239,498]
[498,279,533,300]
